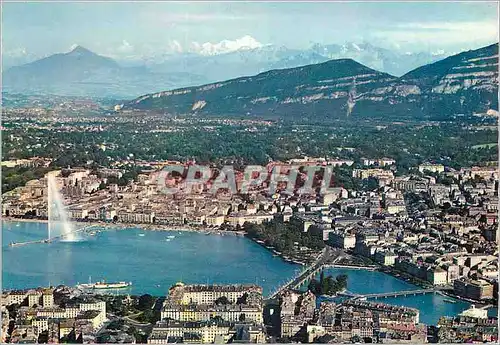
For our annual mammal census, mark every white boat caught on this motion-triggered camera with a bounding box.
[93,281,132,289]
[138,233,145,237]
[167,235,175,239]
[77,277,132,290]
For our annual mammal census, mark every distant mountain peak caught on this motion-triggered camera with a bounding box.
[68,45,95,56]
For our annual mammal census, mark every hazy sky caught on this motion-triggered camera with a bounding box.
[2,1,499,61]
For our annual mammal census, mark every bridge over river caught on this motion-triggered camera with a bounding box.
[339,287,446,300]
[268,247,348,299]
[267,246,446,302]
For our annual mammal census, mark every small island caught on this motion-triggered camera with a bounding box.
[307,272,348,296]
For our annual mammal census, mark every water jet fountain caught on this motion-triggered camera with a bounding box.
[47,172,78,242]
[8,172,84,247]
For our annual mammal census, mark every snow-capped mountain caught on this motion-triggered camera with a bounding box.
[190,35,265,56]
[309,42,448,76]
[147,38,449,79]
[3,37,460,98]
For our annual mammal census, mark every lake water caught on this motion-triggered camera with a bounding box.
[2,221,494,325]
[2,221,299,296]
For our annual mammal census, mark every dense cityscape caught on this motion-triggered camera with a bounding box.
[1,1,499,344]
[2,124,498,342]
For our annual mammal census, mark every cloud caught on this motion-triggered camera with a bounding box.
[118,40,134,53]
[169,13,250,22]
[372,21,498,47]
[143,11,253,27]
[395,21,498,34]
[4,47,28,57]
[169,40,183,53]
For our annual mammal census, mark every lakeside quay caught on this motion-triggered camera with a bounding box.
[2,217,246,235]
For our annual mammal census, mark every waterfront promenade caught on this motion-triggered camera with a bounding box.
[3,217,246,236]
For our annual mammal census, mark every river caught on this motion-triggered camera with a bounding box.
[322,267,482,325]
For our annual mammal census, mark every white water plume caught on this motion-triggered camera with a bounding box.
[47,173,78,241]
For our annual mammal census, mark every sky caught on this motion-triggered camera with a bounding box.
[2,1,499,64]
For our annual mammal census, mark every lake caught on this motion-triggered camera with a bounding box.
[3,221,494,325]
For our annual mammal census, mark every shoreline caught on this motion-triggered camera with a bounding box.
[247,236,316,266]
[2,217,245,236]
[3,217,303,265]
[327,265,494,308]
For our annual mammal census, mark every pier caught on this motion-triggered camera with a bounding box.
[8,225,95,247]
[9,239,51,247]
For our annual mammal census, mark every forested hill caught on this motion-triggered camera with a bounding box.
[122,43,499,121]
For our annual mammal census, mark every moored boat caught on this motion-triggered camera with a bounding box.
[93,281,132,289]
[77,277,132,290]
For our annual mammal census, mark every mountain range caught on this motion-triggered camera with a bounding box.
[2,46,206,98]
[122,43,499,121]
[145,42,448,82]
[3,41,449,98]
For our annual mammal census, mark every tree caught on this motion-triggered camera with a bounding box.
[106,319,124,330]
[336,274,348,286]
[308,274,348,296]
[138,294,154,311]
[215,296,230,305]
[236,293,248,305]
[307,279,321,295]
[351,335,362,343]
